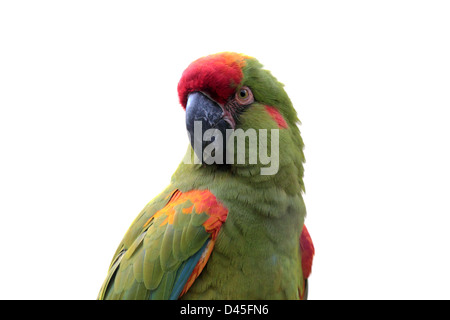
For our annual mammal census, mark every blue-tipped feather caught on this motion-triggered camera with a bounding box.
[168,240,209,300]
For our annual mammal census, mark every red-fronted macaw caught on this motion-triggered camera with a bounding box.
[98,52,314,300]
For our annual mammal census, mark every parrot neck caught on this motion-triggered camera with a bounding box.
[172,142,304,197]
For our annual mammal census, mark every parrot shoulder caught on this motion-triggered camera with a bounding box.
[299,225,315,300]
[98,188,228,299]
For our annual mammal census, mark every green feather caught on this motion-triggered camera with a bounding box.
[99,53,308,300]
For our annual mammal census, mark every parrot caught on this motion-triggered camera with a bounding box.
[98,52,314,300]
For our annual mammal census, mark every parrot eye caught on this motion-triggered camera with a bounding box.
[239,89,248,99]
[236,86,254,105]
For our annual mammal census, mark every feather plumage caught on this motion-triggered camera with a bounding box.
[99,52,314,300]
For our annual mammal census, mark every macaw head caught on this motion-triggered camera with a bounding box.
[178,52,304,186]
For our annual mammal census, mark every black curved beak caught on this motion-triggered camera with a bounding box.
[186,92,230,164]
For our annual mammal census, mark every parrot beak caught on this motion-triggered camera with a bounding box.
[185,92,231,164]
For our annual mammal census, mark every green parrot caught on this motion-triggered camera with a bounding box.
[98,52,314,300]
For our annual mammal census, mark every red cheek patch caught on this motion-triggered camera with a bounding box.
[265,105,288,129]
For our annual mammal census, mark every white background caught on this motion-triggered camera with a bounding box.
[1,1,449,300]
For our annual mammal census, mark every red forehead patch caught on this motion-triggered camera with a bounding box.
[177,52,247,109]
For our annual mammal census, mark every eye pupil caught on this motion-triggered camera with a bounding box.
[240,90,247,98]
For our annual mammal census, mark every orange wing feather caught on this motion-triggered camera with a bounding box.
[141,189,228,298]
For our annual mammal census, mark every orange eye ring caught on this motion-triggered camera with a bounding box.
[235,86,254,105]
